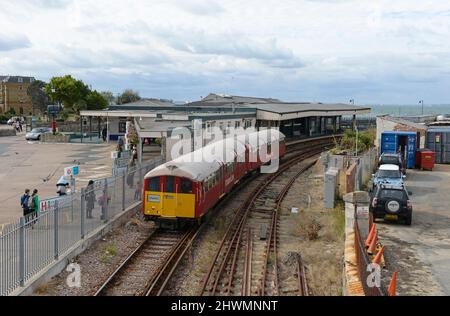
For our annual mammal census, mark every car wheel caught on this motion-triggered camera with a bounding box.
[405,214,412,226]
[37,135,41,141]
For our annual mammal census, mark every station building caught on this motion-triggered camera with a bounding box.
[80,94,370,162]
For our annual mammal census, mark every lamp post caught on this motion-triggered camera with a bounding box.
[419,100,424,116]
[51,88,57,135]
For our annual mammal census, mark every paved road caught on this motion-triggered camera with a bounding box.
[378,165,450,296]
[0,134,115,225]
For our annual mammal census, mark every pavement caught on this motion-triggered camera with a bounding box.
[0,132,116,225]
[377,164,450,296]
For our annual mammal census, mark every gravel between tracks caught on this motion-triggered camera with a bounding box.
[166,157,345,296]
[33,214,155,296]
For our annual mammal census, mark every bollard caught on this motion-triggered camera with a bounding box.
[19,217,26,287]
[80,188,86,239]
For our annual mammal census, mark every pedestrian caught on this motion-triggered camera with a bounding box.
[15,121,20,133]
[127,168,135,189]
[99,192,110,221]
[29,189,40,225]
[134,181,141,201]
[19,120,23,132]
[102,127,107,142]
[56,176,69,196]
[20,189,31,218]
[85,180,95,219]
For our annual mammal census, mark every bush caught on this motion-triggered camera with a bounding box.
[331,129,375,155]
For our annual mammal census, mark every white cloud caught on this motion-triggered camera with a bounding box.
[0,0,449,103]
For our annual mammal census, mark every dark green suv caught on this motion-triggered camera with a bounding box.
[370,184,412,226]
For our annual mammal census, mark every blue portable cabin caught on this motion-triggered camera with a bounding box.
[380,131,418,169]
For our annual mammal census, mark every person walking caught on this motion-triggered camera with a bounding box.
[85,180,95,219]
[29,189,40,226]
[134,181,141,201]
[20,189,31,218]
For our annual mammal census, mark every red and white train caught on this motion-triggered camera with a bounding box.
[142,129,286,225]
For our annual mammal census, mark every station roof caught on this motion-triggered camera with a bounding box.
[135,119,191,138]
[190,93,371,121]
[377,115,427,131]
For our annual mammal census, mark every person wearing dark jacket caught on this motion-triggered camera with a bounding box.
[20,189,31,217]
[85,180,96,219]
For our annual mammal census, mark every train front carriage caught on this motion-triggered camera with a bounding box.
[143,158,222,225]
[143,175,198,221]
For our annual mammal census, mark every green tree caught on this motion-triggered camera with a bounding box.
[86,90,108,110]
[27,80,49,114]
[119,89,141,104]
[46,75,89,110]
[100,91,116,105]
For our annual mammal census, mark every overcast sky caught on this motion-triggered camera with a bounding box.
[1,0,450,104]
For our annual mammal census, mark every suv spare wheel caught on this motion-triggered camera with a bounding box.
[386,200,400,212]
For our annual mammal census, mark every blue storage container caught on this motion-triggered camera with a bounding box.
[380,131,417,169]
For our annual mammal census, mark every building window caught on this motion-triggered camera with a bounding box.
[18,77,23,83]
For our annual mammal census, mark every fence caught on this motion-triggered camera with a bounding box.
[0,157,164,296]
[354,215,387,296]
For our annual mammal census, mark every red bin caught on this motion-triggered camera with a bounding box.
[416,149,435,171]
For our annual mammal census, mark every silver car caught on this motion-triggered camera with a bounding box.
[25,128,52,141]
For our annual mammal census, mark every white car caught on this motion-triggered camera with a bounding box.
[371,164,405,191]
[25,128,52,141]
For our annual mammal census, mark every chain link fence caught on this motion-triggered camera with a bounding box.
[0,157,163,296]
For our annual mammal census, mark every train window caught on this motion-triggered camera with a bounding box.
[181,179,193,194]
[165,176,175,193]
[148,178,160,192]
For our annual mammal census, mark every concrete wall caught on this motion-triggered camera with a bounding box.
[0,126,16,137]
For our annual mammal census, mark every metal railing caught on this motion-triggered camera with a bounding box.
[0,157,164,296]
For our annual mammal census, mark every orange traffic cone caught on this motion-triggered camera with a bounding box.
[388,272,398,296]
[365,224,376,248]
[372,245,385,265]
[367,231,378,255]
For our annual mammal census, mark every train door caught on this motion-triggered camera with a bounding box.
[162,176,177,218]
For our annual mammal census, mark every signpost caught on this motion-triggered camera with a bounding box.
[64,165,80,194]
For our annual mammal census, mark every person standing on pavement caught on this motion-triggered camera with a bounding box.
[20,189,31,218]
[85,180,95,219]
[102,127,107,142]
[29,189,40,225]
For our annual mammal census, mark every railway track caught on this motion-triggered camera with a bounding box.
[200,141,333,296]
[94,228,197,296]
[94,135,335,297]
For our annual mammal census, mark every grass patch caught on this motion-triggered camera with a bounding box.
[99,242,118,263]
[331,202,345,241]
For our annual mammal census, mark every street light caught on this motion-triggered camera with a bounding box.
[51,88,57,135]
[419,100,424,116]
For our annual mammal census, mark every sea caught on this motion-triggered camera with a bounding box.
[362,104,450,118]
